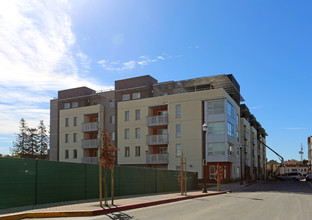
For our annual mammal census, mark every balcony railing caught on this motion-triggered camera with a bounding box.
[82,139,98,149]
[146,154,169,164]
[81,157,98,164]
[82,122,98,132]
[147,115,168,126]
[146,134,168,145]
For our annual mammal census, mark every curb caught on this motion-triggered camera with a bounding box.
[0,191,230,220]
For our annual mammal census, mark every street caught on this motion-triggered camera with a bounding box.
[26,181,312,220]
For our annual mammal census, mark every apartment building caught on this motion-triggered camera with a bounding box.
[240,104,267,181]
[50,87,116,164]
[308,136,312,172]
[49,74,267,181]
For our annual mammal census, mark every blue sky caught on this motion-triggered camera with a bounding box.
[0,0,311,161]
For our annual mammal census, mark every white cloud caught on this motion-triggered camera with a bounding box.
[98,54,167,71]
[0,0,110,150]
[250,105,263,110]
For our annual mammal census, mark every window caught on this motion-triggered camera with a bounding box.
[72,101,78,108]
[135,128,140,139]
[236,114,239,127]
[237,131,239,141]
[122,94,130,101]
[125,128,130,139]
[135,146,140,157]
[125,111,130,121]
[135,109,140,120]
[65,150,69,159]
[176,124,181,138]
[157,110,168,115]
[207,100,224,115]
[73,117,77,126]
[124,147,130,157]
[228,143,233,156]
[132,92,141,99]
[227,101,235,118]
[65,118,69,127]
[176,144,182,157]
[64,103,70,109]
[73,149,77,159]
[110,116,115,124]
[73,133,77,143]
[207,122,225,135]
[175,104,181,118]
[109,100,115,108]
[209,165,215,180]
[157,129,168,135]
[111,132,115,141]
[207,143,225,155]
[65,134,69,143]
[227,122,234,137]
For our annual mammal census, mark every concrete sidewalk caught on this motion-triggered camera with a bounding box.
[0,181,259,220]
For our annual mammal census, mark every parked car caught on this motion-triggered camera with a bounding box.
[277,172,304,181]
[305,174,312,181]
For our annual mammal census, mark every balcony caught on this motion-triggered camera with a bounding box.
[81,157,98,164]
[146,154,169,164]
[82,122,98,132]
[146,134,168,145]
[147,115,168,126]
[82,139,98,149]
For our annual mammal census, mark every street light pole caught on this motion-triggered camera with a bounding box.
[202,122,208,193]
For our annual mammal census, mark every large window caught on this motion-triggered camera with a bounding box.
[73,149,77,159]
[135,128,140,139]
[209,165,215,180]
[122,94,130,101]
[73,117,77,126]
[176,144,182,157]
[175,104,181,118]
[227,101,235,118]
[65,134,69,143]
[73,133,77,143]
[208,122,225,135]
[125,111,130,121]
[176,124,181,138]
[72,101,78,108]
[227,122,234,137]
[65,150,69,159]
[135,146,140,157]
[132,92,141,99]
[207,143,225,155]
[207,100,224,115]
[124,147,130,157]
[65,118,69,127]
[64,103,70,109]
[109,100,115,108]
[124,129,130,139]
[135,109,140,120]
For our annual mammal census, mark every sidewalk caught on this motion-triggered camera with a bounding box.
[0,181,259,220]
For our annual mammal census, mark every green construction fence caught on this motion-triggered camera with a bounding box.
[0,158,197,209]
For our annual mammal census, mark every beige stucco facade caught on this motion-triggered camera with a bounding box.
[59,104,102,163]
[117,88,240,178]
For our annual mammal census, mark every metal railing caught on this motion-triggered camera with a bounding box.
[82,139,98,149]
[146,134,168,145]
[82,122,98,132]
[81,157,98,164]
[146,115,168,126]
[146,154,169,164]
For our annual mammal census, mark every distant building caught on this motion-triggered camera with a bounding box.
[281,160,308,175]
[308,136,312,172]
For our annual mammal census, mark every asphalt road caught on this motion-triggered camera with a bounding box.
[26,181,312,220]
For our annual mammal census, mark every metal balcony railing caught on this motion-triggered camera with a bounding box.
[82,139,98,149]
[81,157,98,164]
[146,154,169,164]
[146,115,168,126]
[146,134,168,145]
[82,122,98,132]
